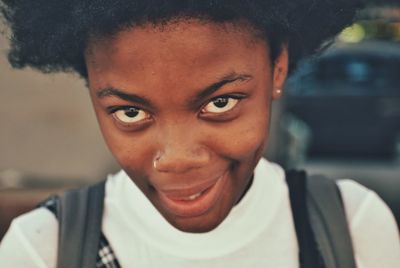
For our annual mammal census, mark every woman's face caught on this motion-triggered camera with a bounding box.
[85,20,288,232]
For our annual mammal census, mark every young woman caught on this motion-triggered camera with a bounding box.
[0,1,399,267]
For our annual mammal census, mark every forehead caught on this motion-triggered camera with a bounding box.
[85,20,270,92]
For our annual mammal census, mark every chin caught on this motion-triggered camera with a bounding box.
[169,213,227,233]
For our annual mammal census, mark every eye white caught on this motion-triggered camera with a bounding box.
[113,107,148,123]
[203,97,239,114]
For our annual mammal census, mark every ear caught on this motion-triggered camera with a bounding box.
[272,45,289,100]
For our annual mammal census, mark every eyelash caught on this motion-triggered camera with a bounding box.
[200,94,244,114]
[107,105,152,127]
[107,105,139,114]
[107,94,245,126]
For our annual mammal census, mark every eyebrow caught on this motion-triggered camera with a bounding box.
[196,73,252,99]
[96,87,154,109]
[96,72,252,108]
[190,72,253,106]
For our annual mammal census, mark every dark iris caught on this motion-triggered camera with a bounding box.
[213,97,228,108]
[125,107,139,117]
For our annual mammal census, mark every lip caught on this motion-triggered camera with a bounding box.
[157,170,228,218]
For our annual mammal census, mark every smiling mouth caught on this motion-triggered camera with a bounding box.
[157,170,228,218]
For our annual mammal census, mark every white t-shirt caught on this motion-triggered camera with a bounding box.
[0,158,399,267]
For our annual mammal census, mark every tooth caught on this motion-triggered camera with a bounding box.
[188,192,202,200]
[179,192,202,201]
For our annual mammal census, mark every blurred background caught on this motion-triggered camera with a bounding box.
[1,0,399,238]
[267,0,400,229]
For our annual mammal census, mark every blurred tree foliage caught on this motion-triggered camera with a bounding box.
[362,21,400,41]
[339,1,400,43]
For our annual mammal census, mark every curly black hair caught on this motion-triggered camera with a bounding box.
[1,0,362,78]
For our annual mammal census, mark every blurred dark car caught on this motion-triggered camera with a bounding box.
[285,41,400,159]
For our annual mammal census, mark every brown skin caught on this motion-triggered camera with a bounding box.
[85,19,288,233]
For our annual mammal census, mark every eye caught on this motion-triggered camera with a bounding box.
[202,96,239,114]
[112,107,150,124]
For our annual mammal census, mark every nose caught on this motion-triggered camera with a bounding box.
[153,134,211,174]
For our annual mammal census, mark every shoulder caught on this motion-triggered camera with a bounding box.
[0,207,57,267]
[337,179,397,228]
[337,179,400,267]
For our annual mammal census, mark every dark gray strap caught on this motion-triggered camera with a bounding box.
[57,180,106,268]
[286,170,324,268]
[307,175,357,268]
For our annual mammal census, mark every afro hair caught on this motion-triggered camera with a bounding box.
[1,0,363,78]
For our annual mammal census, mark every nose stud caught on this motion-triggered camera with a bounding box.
[153,155,160,170]
[153,159,158,169]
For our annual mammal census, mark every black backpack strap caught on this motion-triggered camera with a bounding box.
[286,170,324,268]
[57,180,106,268]
[306,174,357,268]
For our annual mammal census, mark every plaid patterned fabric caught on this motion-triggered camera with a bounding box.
[96,233,121,268]
[39,197,122,268]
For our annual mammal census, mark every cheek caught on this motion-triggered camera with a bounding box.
[102,129,158,193]
[230,118,269,160]
[95,113,155,173]
[109,136,153,171]
[205,105,271,162]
